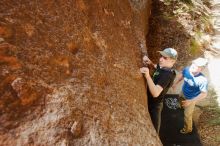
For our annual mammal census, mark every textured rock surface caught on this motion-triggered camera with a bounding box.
[146,0,212,69]
[0,0,162,145]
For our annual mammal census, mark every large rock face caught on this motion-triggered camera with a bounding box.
[0,0,162,145]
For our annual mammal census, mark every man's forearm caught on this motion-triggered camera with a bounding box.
[173,73,183,86]
[192,92,207,102]
[145,75,162,97]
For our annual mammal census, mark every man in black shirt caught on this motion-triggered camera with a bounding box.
[140,48,178,134]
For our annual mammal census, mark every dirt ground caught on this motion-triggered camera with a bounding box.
[196,95,220,146]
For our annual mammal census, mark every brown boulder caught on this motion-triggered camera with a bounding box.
[0,0,161,145]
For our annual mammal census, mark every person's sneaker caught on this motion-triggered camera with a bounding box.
[180,128,192,134]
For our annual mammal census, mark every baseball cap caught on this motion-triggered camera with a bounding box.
[158,48,178,60]
[192,57,208,67]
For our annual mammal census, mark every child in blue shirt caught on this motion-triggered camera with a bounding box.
[172,57,208,134]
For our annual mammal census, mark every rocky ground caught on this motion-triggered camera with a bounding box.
[197,103,220,146]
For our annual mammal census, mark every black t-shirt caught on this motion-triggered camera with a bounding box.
[148,64,176,106]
